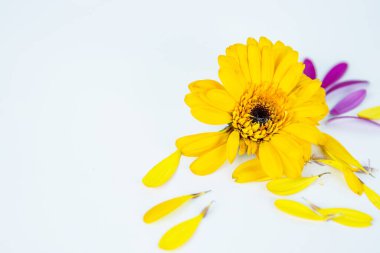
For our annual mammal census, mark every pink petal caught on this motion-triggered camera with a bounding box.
[330,89,367,115]
[326,80,369,95]
[327,116,380,127]
[322,62,348,88]
[303,58,316,79]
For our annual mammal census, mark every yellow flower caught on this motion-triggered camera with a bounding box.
[143,37,329,187]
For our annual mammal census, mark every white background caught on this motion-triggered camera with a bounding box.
[1,0,380,252]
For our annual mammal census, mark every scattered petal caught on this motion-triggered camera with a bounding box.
[320,133,367,173]
[322,62,348,88]
[267,173,328,196]
[159,202,213,250]
[143,191,210,224]
[358,106,380,120]
[327,116,380,127]
[143,150,181,187]
[330,89,367,115]
[325,80,369,95]
[317,208,372,227]
[363,185,380,210]
[274,199,326,221]
[303,58,316,79]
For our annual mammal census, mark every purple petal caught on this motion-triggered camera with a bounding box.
[327,116,380,127]
[326,80,369,95]
[322,62,348,88]
[330,89,367,115]
[303,58,316,79]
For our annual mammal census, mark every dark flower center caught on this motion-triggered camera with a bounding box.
[250,105,271,124]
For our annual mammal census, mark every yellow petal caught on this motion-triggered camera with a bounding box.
[233,158,270,183]
[143,191,209,224]
[206,88,237,112]
[321,133,366,173]
[142,150,181,187]
[188,80,223,93]
[272,50,298,86]
[261,46,274,86]
[226,44,251,84]
[191,106,232,125]
[259,36,273,49]
[238,139,247,155]
[190,144,227,175]
[258,142,283,178]
[218,56,247,101]
[274,199,326,221]
[317,159,363,195]
[282,123,325,145]
[318,208,372,227]
[357,106,380,120]
[226,130,240,163]
[247,44,261,86]
[179,132,228,157]
[364,185,380,210]
[176,132,222,150]
[158,202,212,250]
[292,103,329,119]
[279,63,305,94]
[267,174,325,196]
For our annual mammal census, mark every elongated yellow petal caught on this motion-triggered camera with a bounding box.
[233,158,270,183]
[159,202,212,250]
[272,50,298,86]
[282,123,325,145]
[267,174,326,196]
[358,106,380,120]
[218,56,246,101]
[143,150,181,187]
[206,89,237,112]
[274,199,326,221]
[226,130,240,163]
[258,142,283,178]
[143,191,209,224]
[279,63,304,94]
[318,208,372,227]
[364,185,380,210]
[261,46,274,86]
[191,106,232,125]
[188,80,223,93]
[176,132,221,150]
[321,133,366,173]
[247,44,261,86]
[317,159,363,195]
[179,132,228,157]
[190,144,227,175]
[226,44,251,84]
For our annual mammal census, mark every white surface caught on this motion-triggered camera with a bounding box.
[1,0,380,252]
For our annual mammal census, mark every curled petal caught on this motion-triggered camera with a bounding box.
[326,80,369,95]
[303,58,316,79]
[330,89,367,115]
[327,116,380,127]
[322,62,348,88]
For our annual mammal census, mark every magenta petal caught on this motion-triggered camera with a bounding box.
[330,89,367,115]
[303,58,316,79]
[326,80,369,95]
[327,116,380,127]
[322,62,348,88]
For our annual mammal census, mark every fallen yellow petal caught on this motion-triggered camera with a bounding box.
[143,191,210,224]
[142,150,181,187]
[274,199,326,221]
[267,174,327,196]
[321,133,366,173]
[226,130,240,163]
[318,208,372,228]
[158,202,212,250]
[358,106,380,120]
[364,185,380,210]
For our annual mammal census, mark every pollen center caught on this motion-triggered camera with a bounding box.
[250,105,271,124]
[232,87,289,143]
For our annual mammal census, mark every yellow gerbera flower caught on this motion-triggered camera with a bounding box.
[143,37,330,187]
